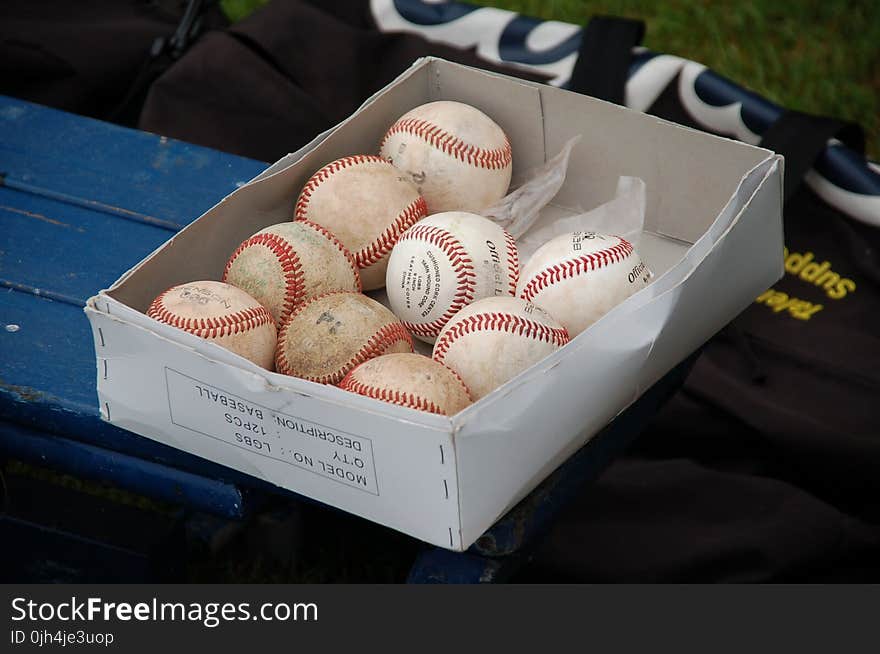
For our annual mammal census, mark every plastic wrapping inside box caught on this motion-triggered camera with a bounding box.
[86,57,783,550]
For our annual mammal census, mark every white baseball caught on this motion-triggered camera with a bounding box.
[517,231,652,337]
[432,296,569,401]
[294,155,427,291]
[385,211,519,344]
[275,291,413,385]
[147,280,277,369]
[223,220,361,328]
[379,101,512,214]
[338,353,472,416]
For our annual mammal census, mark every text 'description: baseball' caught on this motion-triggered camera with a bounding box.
[164,368,379,495]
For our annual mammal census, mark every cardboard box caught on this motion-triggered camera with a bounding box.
[85,58,784,551]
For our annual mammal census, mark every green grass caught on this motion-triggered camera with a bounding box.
[220,0,271,23]
[479,0,880,158]
[222,0,879,158]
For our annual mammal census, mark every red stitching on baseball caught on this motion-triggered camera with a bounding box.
[222,232,304,326]
[338,374,445,415]
[379,118,512,170]
[339,358,472,412]
[356,195,427,270]
[504,229,520,297]
[147,289,274,339]
[294,155,387,222]
[275,290,347,381]
[432,311,569,363]
[396,224,477,339]
[294,156,426,272]
[445,363,474,403]
[519,239,635,303]
[300,219,363,291]
[274,291,414,384]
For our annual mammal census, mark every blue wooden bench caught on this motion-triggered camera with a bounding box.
[0,95,693,582]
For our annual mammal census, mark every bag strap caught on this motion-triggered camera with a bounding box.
[568,16,645,105]
[761,111,880,284]
[758,110,864,202]
[107,0,216,124]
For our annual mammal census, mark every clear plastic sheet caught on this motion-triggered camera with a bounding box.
[480,136,647,263]
[480,136,581,239]
[515,176,647,263]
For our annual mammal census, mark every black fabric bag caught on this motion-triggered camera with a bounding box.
[137,0,549,162]
[0,0,228,125]
[657,115,880,522]
[527,18,880,582]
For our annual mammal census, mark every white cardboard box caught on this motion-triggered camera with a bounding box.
[85,57,784,551]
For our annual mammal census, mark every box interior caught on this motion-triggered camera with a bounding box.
[107,58,770,318]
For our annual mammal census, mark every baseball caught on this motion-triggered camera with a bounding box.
[275,291,413,385]
[432,296,569,400]
[385,211,519,344]
[517,231,652,337]
[147,280,276,369]
[379,101,512,214]
[222,220,361,328]
[338,353,472,416]
[294,155,427,291]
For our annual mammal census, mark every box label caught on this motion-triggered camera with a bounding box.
[165,368,379,495]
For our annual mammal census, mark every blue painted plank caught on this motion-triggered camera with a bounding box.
[0,95,261,430]
[407,549,502,584]
[0,187,180,304]
[1,289,95,411]
[0,287,309,502]
[0,420,246,519]
[0,95,305,511]
[0,96,267,228]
